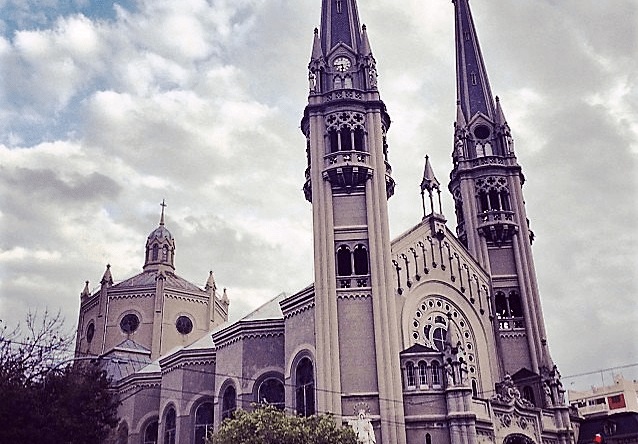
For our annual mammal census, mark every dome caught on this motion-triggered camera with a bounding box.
[147,225,173,242]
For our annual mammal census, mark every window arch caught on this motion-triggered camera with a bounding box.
[194,402,214,444]
[426,433,432,444]
[295,357,315,417]
[405,362,416,388]
[143,420,158,444]
[257,378,285,410]
[163,407,176,444]
[353,245,369,275]
[336,245,352,276]
[431,361,441,386]
[221,385,236,421]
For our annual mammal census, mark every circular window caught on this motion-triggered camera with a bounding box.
[120,313,140,334]
[86,322,95,343]
[176,316,193,335]
[473,125,491,140]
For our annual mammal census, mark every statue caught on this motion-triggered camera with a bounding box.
[349,410,376,444]
[308,71,317,92]
[368,67,378,88]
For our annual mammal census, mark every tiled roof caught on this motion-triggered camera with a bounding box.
[113,270,206,294]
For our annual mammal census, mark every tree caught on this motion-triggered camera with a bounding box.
[0,311,120,443]
[209,404,358,444]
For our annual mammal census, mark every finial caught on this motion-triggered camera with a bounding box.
[159,199,167,226]
[222,287,229,304]
[420,155,443,218]
[314,27,318,35]
[362,24,366,31]
[81,280,91,298]
[205,270,217,293]
[101,264,113,286]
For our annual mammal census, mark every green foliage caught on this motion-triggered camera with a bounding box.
[209,404,358,444]
[0,311,120,443]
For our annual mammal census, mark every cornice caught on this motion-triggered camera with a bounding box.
[213,319,285,350]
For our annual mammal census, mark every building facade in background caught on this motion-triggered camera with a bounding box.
[75,1,582,443]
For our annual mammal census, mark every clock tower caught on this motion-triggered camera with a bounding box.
[448,0,554,377]
[301,1,406,443]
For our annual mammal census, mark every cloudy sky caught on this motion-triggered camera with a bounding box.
[0,0,636,391]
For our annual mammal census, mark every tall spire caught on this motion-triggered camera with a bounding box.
[454,0,495,121]
[320,0,362,55]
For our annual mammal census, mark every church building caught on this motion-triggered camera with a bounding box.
[74,1,581,443]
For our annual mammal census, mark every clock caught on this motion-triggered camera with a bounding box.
[333,56,351,72]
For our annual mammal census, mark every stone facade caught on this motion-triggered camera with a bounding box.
[74,1,581,444]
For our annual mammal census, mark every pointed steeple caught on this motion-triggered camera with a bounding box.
[320,0,362,55]
[494,96,506,125]
[311,28,323,61]
[101,264,113,286]
[454,0,495,121]
[360,23,371,55]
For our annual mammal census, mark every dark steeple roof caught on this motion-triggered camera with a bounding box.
[454,0,495,120]
[320,0,362,55]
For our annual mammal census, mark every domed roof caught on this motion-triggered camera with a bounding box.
[147,224,173,241]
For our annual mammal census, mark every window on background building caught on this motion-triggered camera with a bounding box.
[194,402,213,444]
[163,407,176,444]
[221,386,236,420]
[296,358,315,416]
[257,378,285,410]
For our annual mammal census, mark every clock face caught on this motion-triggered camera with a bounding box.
[333,56,351,72]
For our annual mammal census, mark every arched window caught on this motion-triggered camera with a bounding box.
[508,291,522,317]
[144,420,158,444]
[354,128,365,151]
[334,76,343,89]
[405,362,416,388]
[163,407,176,444]
[500,190,511,210]
[495,292,508,319]
[418,361,428,387]
[296,358,315,416]
[478,191,489,212]
[431,361,441,386]
[426,433,432,444]
[162,245,169,261]
[489,189,500,210]
[257,378,285,410]
[221,386,236,420]
[471,379,479,397]
[522,386,535,405]
[194,402,214,444]
[341,128,353,151]
[353,245,369,275]
[344,75,353,89]
[152,244,159,261]
[336,246,352,276]
[329,130,339,153]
